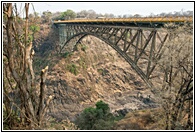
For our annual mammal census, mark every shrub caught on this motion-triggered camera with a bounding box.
[95,100,110,115]
[75,44,88,52]
[81,44,88,52]
[75,100,117,130]
[62,52,72,58]
[67,64,78,75]
[78,57,87,70]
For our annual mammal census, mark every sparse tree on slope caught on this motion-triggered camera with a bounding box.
[3,3,53,129]
[157,23,193,130]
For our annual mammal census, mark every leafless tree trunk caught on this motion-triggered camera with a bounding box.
[3,3,53,129]
[157,23,193,130]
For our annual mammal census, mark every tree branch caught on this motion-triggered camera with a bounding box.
[37,66,49,125]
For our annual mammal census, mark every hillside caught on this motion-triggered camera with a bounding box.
[33,33,160,126]
[31,21,193,130]
[113,108,165,130]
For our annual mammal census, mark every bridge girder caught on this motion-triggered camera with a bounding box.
[57,24,168,89]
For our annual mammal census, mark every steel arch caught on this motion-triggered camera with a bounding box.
[57,24,168,90]
[60,31,153,89]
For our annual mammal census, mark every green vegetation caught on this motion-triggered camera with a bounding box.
[75,43,88,52]
[29,25,40,42]
[78,57,87,70]
[60,9,76,20]
[61,52,72,58]
[81,44,88,52]
[30,25,40,33]
[75,100,122,130]
[3,103,22,130]
[67,64,78,75]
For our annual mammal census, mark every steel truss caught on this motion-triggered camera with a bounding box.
[57,24,168,89]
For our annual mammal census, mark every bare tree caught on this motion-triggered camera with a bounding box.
[87,9,97,19]
[157,23,193,130]
[77,10,88,18]
[3,3,53,129]
[103,13,115,18]
[133,14,141,18]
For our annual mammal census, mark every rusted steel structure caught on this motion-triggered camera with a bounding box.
[53,17,192,89]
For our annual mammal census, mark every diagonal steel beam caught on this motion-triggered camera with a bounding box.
[94,33,154,89]
[108,28,117,39]
[114,29,127,45]
[135,30,155,63]
[123,29,129,51]
[121,30,148,57]
[113,29,120,42]
[134,29,141,63]
[146,30,156,78]
[155,33,168,57]
[147,33,168,78]
[124,31,139,53]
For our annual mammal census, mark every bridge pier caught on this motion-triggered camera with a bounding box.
[58,24,70,47]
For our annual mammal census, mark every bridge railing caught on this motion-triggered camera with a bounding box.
[53,16,193,24]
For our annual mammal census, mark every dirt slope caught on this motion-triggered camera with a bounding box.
[42,36,159,122]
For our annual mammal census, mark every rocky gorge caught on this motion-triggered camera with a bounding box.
[39,35,160,123]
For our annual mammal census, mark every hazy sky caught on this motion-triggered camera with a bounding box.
[16,2,194,16]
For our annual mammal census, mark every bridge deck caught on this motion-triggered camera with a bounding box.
[53,16,192,27]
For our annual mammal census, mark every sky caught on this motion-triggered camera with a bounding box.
[15,2,194,16]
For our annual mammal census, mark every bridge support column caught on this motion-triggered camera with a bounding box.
[58,24,71,47]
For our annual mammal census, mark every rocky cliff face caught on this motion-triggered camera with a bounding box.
[43,35,159,122]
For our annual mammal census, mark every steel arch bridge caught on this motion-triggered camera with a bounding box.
[53,17,192,89]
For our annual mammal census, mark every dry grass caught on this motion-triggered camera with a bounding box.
[113,108,165,130]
